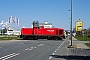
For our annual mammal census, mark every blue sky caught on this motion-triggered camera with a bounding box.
[0,0,90,30]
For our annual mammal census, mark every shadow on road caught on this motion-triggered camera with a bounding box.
[51,55,90,60]
[16,38,64,41]
[50,48,90,60]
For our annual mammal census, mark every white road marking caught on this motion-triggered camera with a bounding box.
[49,56,52,59]
[55,51,56,52]
[49,39,67,59]
[38,45,40,46]
[56,39,66,53]
[25,48,30,50]
[52,53,55,55]
[2,59,6,60]
[5,56,11,59]
[58,46,60,49]
[0,53,15,59]
[12,54,17,56]
[31,47,33,49]
[38,44,44,46]
[41,44,44,45]
[40,44,42,46]
[16,53,20,55]
[58,39,67,48]
[29,49,32,50]
[34,47,36,48]
[7,56,13,58]
[57,49,58,51]
[4,57,9,60]
[0,53,20,60]
[25,47,37,51]
[27,48,29,49]
[0,57,4,59]
[25,49,28,50]
[36,42,39,43]
[25,49,29,50]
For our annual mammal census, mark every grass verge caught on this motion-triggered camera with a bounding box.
[85,43,90,48]
[74,36,90,41]
[0,36,19,41]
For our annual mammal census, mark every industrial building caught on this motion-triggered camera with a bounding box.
[6,29,21,35]
[31,21,52,28]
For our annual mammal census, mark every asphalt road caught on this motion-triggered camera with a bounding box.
[0,39,69,60]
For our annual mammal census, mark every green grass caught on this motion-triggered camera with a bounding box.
[85,43,90,48]
[74,36,90,41]
[0,35,19,40]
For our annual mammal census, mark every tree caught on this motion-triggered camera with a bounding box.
[1,28,7,34]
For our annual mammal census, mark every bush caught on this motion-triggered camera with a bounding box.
[88,35,90,38]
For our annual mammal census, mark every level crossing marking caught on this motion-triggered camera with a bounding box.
[29,49,32,50]
[38,45,40,46]
[25,48,30,50]
[31,47,33,49]
[0,53,20,60]
[25,47,37,51]
[38,44,44,46]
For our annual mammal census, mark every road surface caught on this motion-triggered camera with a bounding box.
[0,39,69,60]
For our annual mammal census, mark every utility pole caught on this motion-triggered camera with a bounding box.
[70,0,73,46]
